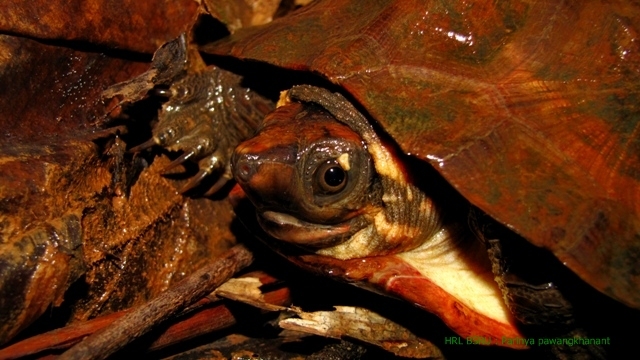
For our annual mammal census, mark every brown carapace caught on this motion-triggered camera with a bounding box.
[128,0,639,358]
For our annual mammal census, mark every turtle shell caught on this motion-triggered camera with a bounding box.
[204,0,640,309]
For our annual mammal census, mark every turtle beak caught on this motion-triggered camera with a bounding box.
[232,102,303,206]
[232,141,299,212]
[233,144,355,247]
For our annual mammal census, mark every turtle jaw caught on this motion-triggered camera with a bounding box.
[258,210,367,247]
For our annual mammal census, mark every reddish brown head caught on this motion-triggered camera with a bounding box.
[233,100,378,248]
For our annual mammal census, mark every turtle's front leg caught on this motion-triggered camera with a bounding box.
[135,65,274,194]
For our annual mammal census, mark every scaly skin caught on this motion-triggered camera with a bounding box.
[152,66,273,193]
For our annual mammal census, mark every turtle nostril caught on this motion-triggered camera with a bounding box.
[233,156,256,184]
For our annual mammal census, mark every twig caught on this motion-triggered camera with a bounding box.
[0,271,290,360]
[57,244,253,360]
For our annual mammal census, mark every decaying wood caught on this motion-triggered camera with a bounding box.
[57,244,253,360]
[160,332,370,360]
[0,5,235,344]
[280,306,443,359]
[0,0,198,54]
[0,34,149,343]
[204,0,282,33]
[213,269,444,359]
[0,271,291,359]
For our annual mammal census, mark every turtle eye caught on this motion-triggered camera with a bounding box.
[316,161,347,194]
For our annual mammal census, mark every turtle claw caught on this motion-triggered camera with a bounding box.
[178,155,233,195]
[117,65,272,195]
[129,138,157,153]
[179,169,210,194]
[204,172,233,196]
[161,151,196,174]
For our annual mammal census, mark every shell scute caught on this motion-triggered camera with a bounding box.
[205,0,640,307]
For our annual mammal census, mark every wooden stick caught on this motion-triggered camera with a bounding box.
[0,271,290,360]
[56,244,253,360]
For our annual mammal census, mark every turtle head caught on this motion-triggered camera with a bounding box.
[233,101,381,248]
[232,86,441,258]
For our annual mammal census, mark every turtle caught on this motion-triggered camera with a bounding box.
[121,0,639,357]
